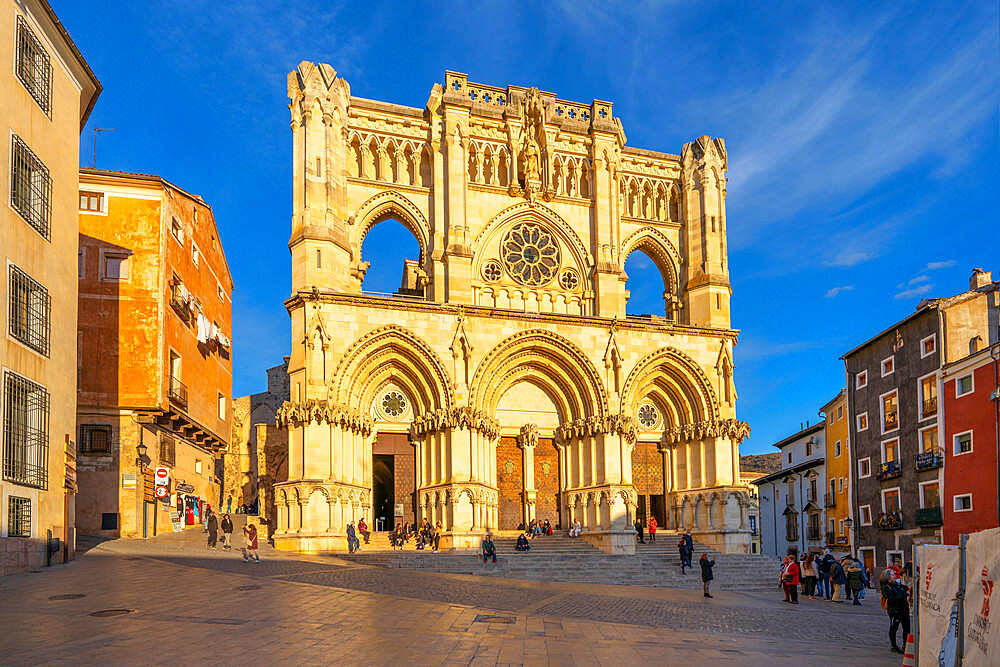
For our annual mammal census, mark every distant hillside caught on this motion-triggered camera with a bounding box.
[740,453,782,476]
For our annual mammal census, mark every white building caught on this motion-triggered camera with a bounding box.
[753,423,828,559]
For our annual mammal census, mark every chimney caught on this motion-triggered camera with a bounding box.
[971,268,992,290]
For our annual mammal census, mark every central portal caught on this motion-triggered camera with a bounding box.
[372,433,415,529]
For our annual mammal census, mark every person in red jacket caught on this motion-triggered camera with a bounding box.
[783,556,800,604]
[647,516,657,543]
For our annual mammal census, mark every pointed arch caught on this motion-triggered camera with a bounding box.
[473,202,593,275]
[331,324,454,415]
[470,329,608,421]
[352,190,430,265]
[622,347,719,427]
[620,227,681,296]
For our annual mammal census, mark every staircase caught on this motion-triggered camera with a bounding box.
[338,531,780,591]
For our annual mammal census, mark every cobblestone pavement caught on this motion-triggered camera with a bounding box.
[0,524,901,665]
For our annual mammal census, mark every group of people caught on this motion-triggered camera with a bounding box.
[526,518,554,538]
[390,518,442,552]
[633,516,658,543]
[779,550,870,604]
[204,507,261,562]
[676,530,694,573]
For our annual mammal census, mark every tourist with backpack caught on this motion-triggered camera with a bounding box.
[880,569,911,654]
[818,550,835,599]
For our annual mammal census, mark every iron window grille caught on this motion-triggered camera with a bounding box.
[79,424,113,454]
[15,16,51,116]
[7,496,31,538]
[2,371,49,490]
[10,134,52,240]
[160,435,176,466]
[8,264,51,356]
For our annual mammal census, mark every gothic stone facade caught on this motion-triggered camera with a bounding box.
[274,64,751,554]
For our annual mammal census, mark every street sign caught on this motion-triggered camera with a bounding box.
[121,473,137,489]
[142,469,155,502]
[154,467,170,486]
[155,486,168,499]
[168,510,183,533]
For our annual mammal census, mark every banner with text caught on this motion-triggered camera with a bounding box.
[964,527,1000,666]
[917,544,959,667]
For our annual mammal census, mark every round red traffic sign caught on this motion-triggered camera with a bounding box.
[155,486,168,499]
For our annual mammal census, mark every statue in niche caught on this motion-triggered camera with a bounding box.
[522,132,540,182]
[519,87,549,200]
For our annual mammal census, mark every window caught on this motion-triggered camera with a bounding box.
[102,253,129,281]
[218,393,226,420]
[921,334,936,358]
[805,440,813,457]
[829,517,835,532]
[920,482,940,509]
[15,16,51,115]
[856,370,868,389]
[78,249,85,279]
[10,134,52,239]
[881,356,894,377]
[787,452,792,464]
[835,440,842,457]
[195,460,203,475]
[920,426,938,453]
[79,424,112,454]
[160,435,176,466]
[2,371,49,489]
[8,264,51,356]
[7,496,31,538]
[829,413,834,425]
[830,479,836,497]
[920,375,937,418]
[749,516,756,532]
[857,412,868,432]
[887,551,904,568]
[217,283,225,301]
[839,519,845,535]
[171,218,184,244]
[191,243,200,267]
[953,431,973,456]
[79,191,104,212]
[839,477,844,492]
[809,478,818,502]
[101,513,118,530]
[956,374,973,397]
[954,494,972,512]
[883,488,901,513]
[883,438,899,464]
[837,406,843,420]
[860,505,872,526]
[881,391,898,432]
[316,249,322,269]
[858,457,871,478]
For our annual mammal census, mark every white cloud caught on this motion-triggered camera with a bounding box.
[823,251,874,268]
[737,338,821,363]
[895,284,934,300]
[825,285,854,298]
[925,260,956,270]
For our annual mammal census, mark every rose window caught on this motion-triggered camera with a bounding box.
[501,223,560,286]
[560,269,579,290]
[382,391,407,418]
[482,260,503,283]
[637,404,659,429]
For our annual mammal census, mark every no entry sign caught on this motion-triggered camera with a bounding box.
[154,467,170,486]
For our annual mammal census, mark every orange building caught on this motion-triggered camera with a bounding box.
[75,169,233,538]
[820,390,852,553]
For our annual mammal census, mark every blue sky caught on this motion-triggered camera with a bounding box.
[57,1,998,454]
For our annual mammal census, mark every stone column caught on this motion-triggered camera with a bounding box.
[518,424,538,525]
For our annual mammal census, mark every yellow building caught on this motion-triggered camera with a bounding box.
[0,0,100,575]
[820,390,851,553]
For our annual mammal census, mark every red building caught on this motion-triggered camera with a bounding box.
[941,342,1000,544]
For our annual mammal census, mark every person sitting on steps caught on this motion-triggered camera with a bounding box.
[569,519,582,538]
[515,533,530,551]
[482,534,497,564]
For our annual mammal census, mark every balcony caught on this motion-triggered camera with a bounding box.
[922,397,937,417]
[915,449,944,472]
[168,376,188,408]
[915,507,943,527]
[170,283,190,320]
[785,529,800,542]
[876,460,902,481]
[878,510,904,530]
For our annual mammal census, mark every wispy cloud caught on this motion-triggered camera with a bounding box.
[895,284,934,300]
[897,275,931,288]
[737,338,822,363]
[925,260,956,270]
[825,285,854,298]
[824,251,874,268]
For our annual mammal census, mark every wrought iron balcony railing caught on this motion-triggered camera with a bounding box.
[883,410,898,431]
[922,397,937,417]
[915,449,944,472]
[915,507,943,527]
[877,460,902,481]
[878,510,904,530]
[168,376,188,408]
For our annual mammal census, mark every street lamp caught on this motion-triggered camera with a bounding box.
[136,443,149,469]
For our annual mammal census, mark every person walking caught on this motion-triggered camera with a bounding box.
[819,550,835,599]
[647,516,657,543]
[206,511,218,548]
[482,534,497,564]
[634,518,645,544]
[226,495,232,514]
[830,557,847,602]
[242,522,260,562]
[683,531,694,569]
[678,537,688,574]
[783,556,800,603]
[700,553,716,598]
[881,569,911,654]
[846,558,865,605]
[346,522,359,554]
[220,513,234,550]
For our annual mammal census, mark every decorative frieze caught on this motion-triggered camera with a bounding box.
[556,413,638,445]
[662,418,750,445]
[408,406,501,440]
[275,400,373,435]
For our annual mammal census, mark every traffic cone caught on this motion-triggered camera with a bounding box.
[902,633,915,666]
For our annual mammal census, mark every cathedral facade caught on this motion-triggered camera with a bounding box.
[273,64,752,554]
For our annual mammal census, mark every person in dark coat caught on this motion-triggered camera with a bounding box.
[700,553,716,598]
[346,522,359,554]
[819,550,835,599]
[220,514,234,549]
[830,557,848,602]
[482,534,497,563]
[683,531,694,568]
[634,518,645,544]
[678,538,688,574]
[515,533,530,551]
[881,570,911,654]
[206,512,218,548]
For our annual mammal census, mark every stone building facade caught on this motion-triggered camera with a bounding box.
[274,65,751,554]
[1,0,100,575]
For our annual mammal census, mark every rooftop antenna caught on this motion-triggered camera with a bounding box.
[91,127,115,168]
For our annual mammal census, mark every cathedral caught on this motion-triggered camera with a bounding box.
[273,64,752,554]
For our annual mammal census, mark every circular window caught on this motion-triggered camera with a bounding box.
[501,223,560,286]
[637,404,659,429]
[382,391,407,418]
[560,269,579,290]
[482,260,503,283]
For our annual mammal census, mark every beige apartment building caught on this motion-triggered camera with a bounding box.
[1,0,100,575]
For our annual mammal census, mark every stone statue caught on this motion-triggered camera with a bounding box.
[522,133,540,182]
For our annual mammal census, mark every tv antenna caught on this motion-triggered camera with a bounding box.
[91,127,115,168]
